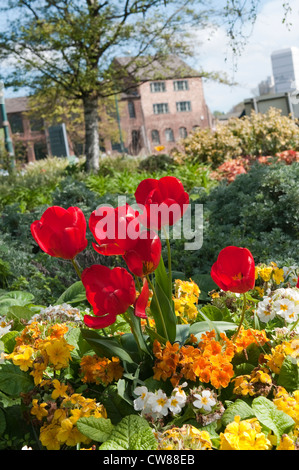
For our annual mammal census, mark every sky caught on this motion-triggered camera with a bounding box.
[193,0,299,113]
[3,0,299,114]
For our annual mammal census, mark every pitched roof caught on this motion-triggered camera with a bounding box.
[113,55,201,82]
[5,96,29,114]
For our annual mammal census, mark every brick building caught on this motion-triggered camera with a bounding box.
[3,56,213,162]
[109,55,213,155]
[5,96,48,162]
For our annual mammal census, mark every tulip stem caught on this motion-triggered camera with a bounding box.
[163,227,172,300]
[71,258,82,280]
[233,293,247,343]
[146,274,169,342]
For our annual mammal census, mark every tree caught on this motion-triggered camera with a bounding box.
[0,0,269,171]
[26,87,122,156]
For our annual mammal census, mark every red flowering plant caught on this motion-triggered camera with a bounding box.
[29,178,190,375]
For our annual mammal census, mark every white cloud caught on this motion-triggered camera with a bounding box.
[192,0,299,112]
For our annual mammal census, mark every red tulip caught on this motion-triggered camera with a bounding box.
[89,203,140,256]
[82,265,149,328]
[296,276,299,288]
[211,246,255,294]
[31,206,88,260]
[122,230,161,277]
[135,176,189,230]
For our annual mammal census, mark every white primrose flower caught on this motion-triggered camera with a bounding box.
[193,390,216,413]
[273,298,299,323]
[168,388,187,415]
[133,386,150,411]
[256,296,275,323]
[148,389,170,417]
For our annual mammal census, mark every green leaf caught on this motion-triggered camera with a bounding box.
[0,330,19,353]
[99,415,158,450]
[101,385,136,425]
[175,324,190,345]
[55,281,87,305]
[0,291,34,314]
[77,417,114,443]
[154,257,170,301]
[252,396,295,442]
[150,280,177,343]
[222,399,255,428]
[277,356,299,392]
[5,306,35,330]
[0,362,34,396]
[65,326,93,360]
[189,320,237,340]
[80,329,136,364]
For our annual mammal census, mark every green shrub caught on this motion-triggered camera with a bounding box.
[178,108,299,168]
[170,162,299,277]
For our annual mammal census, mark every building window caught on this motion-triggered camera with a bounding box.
[8,113,24,134]
[128,101,136,118]
[176,101,191,112]
[151,129,160,145]
[165,128,174,142]
[153,103,169,114]
[173,80,189,91]
[131,130,141,154]
[150,81,166,92]
[179,127,188,139]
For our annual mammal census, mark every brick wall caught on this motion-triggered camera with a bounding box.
[119,76,210,155]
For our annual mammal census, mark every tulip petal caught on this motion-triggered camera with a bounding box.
[83,312,117,329]
[134,279,149,319]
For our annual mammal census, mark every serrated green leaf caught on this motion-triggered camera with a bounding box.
[99,415,157,450]
[222,399,255,428]
[77,417,114,443]
[252,396,295,442]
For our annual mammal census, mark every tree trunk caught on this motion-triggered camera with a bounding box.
[83,93,100,172]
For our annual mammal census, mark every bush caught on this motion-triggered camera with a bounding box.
[178,108,299,168]
[170,162,299,277]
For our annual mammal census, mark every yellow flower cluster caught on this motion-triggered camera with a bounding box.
[264,340,298,375]
[255,262,284,288]
[80,354,124,385]
[6,322,74,384]
[273,387,299,426]
[156,424,212,450]
[233,368,272,397]
[220,416,272,450]
[34,386,107,450]
[173,279,200,324]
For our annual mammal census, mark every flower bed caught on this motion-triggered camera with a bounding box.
[0,175,299,451]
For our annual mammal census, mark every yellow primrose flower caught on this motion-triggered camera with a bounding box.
[51,379,69,400]
[255,286,264,297]
[259,267,273,282]
[39,423,61,450]
[31,399,48,421]
[8,345,34,372]
[272,268,284,285]
[277,434,295,450]
[43,338,74,370]
[220,416,272,450]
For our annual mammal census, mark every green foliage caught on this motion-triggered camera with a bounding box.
[170,162,299,277]
[178,108,299,168]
